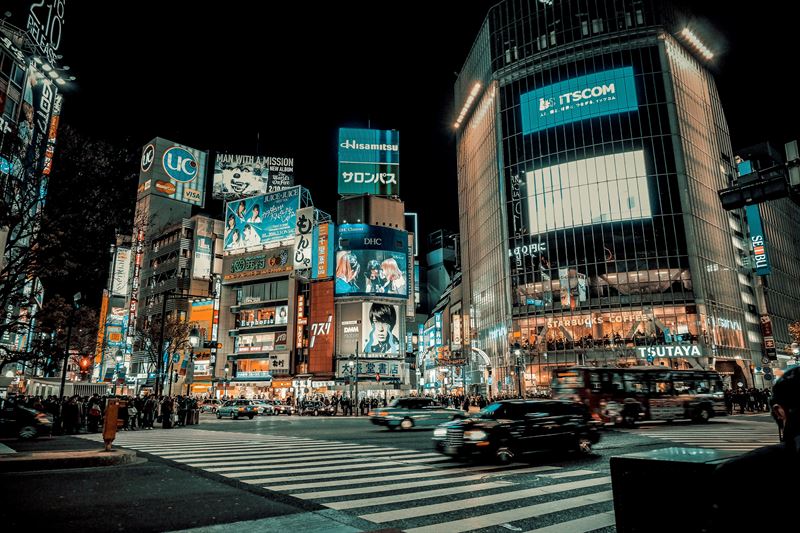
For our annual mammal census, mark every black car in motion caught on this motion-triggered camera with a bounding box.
[433,399,601,464]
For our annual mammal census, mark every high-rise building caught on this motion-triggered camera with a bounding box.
[455,0,760,394]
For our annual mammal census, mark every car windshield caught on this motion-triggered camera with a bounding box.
[476,403,504,419]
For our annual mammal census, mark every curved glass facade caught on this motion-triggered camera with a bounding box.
[456,0,759,393]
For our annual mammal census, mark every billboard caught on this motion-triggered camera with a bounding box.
[237,305,289,327]
[312,222,335,279]
[224,186,301,251]
[362,302,402,355]
[337,128,400,196]
[222,247,292,282]
[137,137,208,208]
[520,66,639,134]
[526,150,650,233]
[212,153,294,199]
[334,224,409,298]
[309,280,335,374]
[111,247,131,297]
[746,205,771,276]
[192,236,213,280]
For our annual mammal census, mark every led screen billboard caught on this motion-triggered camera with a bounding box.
[334,224,408,298]
[337,128,400,196]
[224,186,301,251]
[212,153,294,199]
[526,150,651,233]
[520,66,638,135]
[137,137,208,208]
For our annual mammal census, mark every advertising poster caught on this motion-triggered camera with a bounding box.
[337,303,362,356]
[212,153,294,199]
[224,186,301,251]
[335,224,409,298]
[111,247,131,297]
[337,128,400,196]
[559,268,571,308]
[362,302,402,356]
[192,236,212,280]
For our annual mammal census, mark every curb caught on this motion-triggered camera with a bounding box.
[0,449,138,473]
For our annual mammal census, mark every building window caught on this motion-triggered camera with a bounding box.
[538,34,548,51]
[592,18,605,34]
[581,19,589,36]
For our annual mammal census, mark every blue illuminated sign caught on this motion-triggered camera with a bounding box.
[520,66,638,134]
[745,204,771,276]
[162,146,198,182]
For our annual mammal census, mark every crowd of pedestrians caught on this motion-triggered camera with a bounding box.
[6,394,200,434]
[723,387,772,415]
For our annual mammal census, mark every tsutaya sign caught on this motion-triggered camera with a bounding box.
[637,345,703,358]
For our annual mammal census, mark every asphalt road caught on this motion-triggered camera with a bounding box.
[1,412,778,532]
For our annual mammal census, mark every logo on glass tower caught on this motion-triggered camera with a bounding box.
[141,144,155,172]
[162,147,198,182]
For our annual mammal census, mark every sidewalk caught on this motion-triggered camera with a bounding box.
[0,433,137,472]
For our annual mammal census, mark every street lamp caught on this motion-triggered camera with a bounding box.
[223,364,230,399]
[186,327,201,397]
[514,348,524,398]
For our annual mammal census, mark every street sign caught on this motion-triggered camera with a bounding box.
[762,357,771,365]
[764,374,773,381]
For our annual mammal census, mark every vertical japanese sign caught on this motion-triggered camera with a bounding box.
[294,207,314,271]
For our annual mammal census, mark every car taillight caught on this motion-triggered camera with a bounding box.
[378,411,388,416]
[368,411,375,416]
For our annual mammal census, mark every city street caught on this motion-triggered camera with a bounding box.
[27,412,773,532]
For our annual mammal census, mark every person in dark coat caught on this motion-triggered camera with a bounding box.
[709,367,800,531]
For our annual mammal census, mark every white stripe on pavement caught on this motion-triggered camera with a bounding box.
[359,476,612,523]
[156,444,387,459]
[186,451,443,468]
[288,465,560,497]
[228,464,434,482]
[325,481,514,510]
[523,510,616,533]
[403,490,614,533]
[537,470,600,479]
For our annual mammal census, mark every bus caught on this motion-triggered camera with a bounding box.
[551,366,726,426]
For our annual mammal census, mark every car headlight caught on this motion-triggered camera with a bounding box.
[464,430,488,441]
[433,427,447,438]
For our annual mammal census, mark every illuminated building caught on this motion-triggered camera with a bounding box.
[455,0,761,392]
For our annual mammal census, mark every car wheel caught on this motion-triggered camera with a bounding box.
[695,408,711,423]
[495,446,514,465]
[231,412,237,420]
[400,418,414,430]
[387,424,397,431]
[576,437,593,455]
[623,413,637,428]
[18,425,38,440]
[216,413,222,419]
[248,414,254,420]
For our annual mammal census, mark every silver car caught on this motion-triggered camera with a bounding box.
[370,397,465,430]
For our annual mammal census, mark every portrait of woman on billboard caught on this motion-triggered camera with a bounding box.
[381,257,406,296]
[365,259,386,294]
[335,252,361,294]
[363,303,400,354]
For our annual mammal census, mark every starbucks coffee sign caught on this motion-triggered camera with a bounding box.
[637,345,702,358]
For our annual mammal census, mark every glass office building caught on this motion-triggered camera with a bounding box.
[455,0,762,393]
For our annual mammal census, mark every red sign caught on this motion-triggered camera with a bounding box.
[309,280,335,375]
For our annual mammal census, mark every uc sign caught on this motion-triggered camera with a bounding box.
[162,147,198,182]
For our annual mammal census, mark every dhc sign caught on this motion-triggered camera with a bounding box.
[520,66,639,134]
[745,205,771,276]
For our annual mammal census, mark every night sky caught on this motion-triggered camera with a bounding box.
[15,1,800,248]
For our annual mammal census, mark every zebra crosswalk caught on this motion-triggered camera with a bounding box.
[79,429,615,533]
[616,419,780,451]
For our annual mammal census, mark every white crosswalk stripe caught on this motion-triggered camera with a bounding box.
[77,428,615,532]
[617,421,779,451]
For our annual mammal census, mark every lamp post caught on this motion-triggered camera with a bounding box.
[223,364,230,399]
[515,348,524,398]
[112,350,123,395]
[58,292,81,400]
[186,327,201,397]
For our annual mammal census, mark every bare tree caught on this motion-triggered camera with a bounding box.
[136,315,197,395]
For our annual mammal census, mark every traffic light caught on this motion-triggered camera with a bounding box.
[79,356,91,373]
